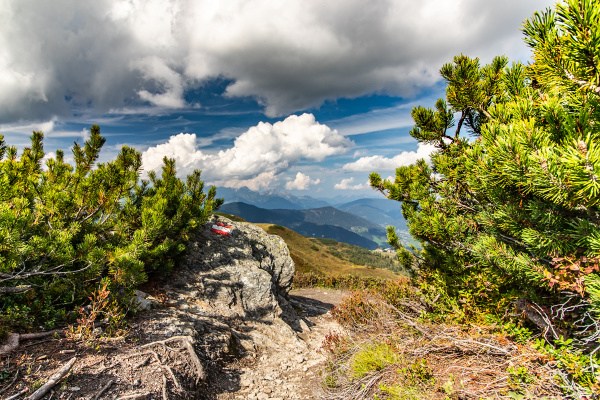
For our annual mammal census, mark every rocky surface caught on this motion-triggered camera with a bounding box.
[0,216,345,399]
[214,288,346,400]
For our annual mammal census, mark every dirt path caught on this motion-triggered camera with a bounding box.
[214,288,348,400]
[0,288,347,400]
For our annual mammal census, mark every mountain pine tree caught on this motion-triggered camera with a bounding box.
[0,126,222,331]
[371,0,600,349]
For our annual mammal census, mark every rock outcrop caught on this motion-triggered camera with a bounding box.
[184,217,295,319]
[0,216,334,400]
[131,216,303,395]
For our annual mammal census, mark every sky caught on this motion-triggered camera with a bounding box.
[0,0,553,200]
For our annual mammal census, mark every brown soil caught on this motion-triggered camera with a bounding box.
[212,288,349,400]
[0,289,348,400]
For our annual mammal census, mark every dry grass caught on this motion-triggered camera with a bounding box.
[322,289,565,400]
[258,223,399,280]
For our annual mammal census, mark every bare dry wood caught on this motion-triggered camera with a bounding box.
[0,329,64,355]
[0,333,19,355]
[115,393,150,400]
[92,379,114,400]
[162,374,168,400]
[20,330,63,340]
[0,369,19,395]
[0,285,32,294]
[26,357,77,400]
[6,387,28,400]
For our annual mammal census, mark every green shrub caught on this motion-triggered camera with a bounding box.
[350,342,401,379]
[0,127,222,331]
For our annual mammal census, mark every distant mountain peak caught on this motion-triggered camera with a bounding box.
[217,187,330,210]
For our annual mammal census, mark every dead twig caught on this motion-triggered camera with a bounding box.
[442,336,512,356]
[0,369,19,395]
[162,374,168,400]
[6,387,28,400]
[116,393,150,400]
[26,357,76,400]
[92,379,114,400]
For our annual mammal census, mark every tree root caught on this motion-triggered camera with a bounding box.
[0,329,64,355]
[140,335,205,382]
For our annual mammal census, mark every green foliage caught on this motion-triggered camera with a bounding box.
[372,0,600,318]
[507,365,535,391]
[0,127,221,330]
[533,337,600,395]
[371,1,600,393]
[504,321,534,345]
[350,342,400,379]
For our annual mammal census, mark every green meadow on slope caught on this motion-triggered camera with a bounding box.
[257,223,404,281]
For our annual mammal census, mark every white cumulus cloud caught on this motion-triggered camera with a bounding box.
[343,142,436,172]
[334,177,369,190]
[141,133,208,176]
[285,172,321,190]
[141,113,351,189]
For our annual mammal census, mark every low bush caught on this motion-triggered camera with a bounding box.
[0,127,221,332]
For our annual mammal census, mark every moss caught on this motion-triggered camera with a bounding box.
[350,342,400,379]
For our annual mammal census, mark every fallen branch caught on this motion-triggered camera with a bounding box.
[0,329,64,355]
[20,330,62,340]
[92,379,114,400]
[26,357,77,400]
[0,285,32,294]
[116,393,150,400]
[6,387,28,400]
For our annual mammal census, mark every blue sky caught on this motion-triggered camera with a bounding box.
[0,0,552,200]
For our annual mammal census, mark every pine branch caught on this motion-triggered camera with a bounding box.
[564,70,600,95]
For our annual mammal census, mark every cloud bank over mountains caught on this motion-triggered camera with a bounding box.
[141,113,351,190]
[0,0,549,122]
[343,142,436,171]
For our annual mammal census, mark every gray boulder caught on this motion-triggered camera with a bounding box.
[136,215,298,366]
[184,216,295,319]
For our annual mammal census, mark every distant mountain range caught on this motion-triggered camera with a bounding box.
[335,198,408,233]
[217,187,412,249]
[219,202,383,249]
[217,187,330,209]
